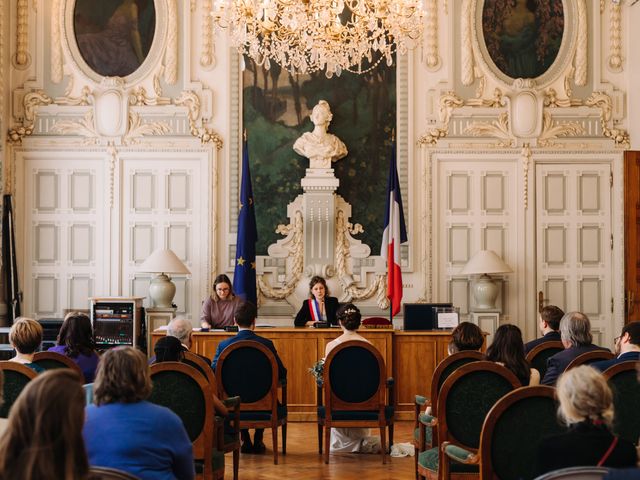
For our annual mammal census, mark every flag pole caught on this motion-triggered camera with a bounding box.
[390,128,395,326]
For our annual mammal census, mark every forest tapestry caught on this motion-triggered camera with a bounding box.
[243,59,396,255]
[483,0,564,79]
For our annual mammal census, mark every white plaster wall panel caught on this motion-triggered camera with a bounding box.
[68,276,93,310]
[579,277,602,317]
[166,223,190,263]
[34,276,58,316]
[131,276,152,301]
[483,225,506,259]
[448,277,470,314]
[35,171,59,212]
[172,277,188,315]
[167,172,190,212]
[447,173,470,213]
[578,174,601,213]
[448,225,470,265]
[34,224,59,264]
[130,224,155,264]
[544,173,566,213]
[70,172,94,211]
[481,173,505,214]
[18,154,107,319]
[544,277,567,308]
[543,226,567,265]
[132,172,155,212]
[579,225,602,265]
[69,224,93,265]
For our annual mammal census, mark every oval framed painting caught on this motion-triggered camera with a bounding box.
[63,0,165,83]
[474,0,575,87]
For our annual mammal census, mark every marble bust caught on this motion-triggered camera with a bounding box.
[293,100,347,169]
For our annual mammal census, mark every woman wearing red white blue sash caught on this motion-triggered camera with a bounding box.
[294,276,340,327]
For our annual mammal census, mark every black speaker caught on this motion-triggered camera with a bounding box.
[403,303,453,331]
[38,318,64,350]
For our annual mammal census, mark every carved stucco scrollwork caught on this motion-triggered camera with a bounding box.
[200,0,216,69]
[51,0,63,83]
[55,86,92,106]
[128,86,171,106]
[574,0,588,86]
[423,0,440,70]
[125,112,170,144]
[164,0,179,84]
[585,91,630,148]
[106,144,118,207]
[537,111,585,147]
[7,91,53,145]
[257,211,305,299]
[460,0,474,86]
[466,88,505,107]
[417,92,464,146]
[464,112,515,147]
[50,111,99,140]
[334,209,387,307]
[521,144,531,209]
[15,0,29,68]
[174,91,223,149]
[608,1,623,72]
[544,88,574,108]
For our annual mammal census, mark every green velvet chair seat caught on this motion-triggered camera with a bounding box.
[413,425,433,445]
[194,449,225,474]
[238,404,287,421]
[317,405,394,421]
[419,448,479,473]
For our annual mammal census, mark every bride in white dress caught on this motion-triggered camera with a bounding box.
[324,304,381,453]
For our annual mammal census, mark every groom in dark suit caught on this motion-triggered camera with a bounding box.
[211,302,286,453]
[592,321,640,372]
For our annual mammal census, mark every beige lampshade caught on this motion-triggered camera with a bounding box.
[460,250,512,275]
[138,248,191,275]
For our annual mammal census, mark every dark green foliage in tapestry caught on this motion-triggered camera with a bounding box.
[243,58,396,255]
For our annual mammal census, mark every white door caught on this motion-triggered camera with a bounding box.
[535,163,612,346]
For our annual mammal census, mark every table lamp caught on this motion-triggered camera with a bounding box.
[138,248,191,308]
[460,250,512,311]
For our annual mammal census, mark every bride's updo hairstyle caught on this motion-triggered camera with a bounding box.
[336,303,361,331]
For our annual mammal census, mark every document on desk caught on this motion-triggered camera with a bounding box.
[255,323,275,328]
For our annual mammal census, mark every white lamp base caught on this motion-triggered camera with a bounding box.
[148,273,176,308]
[472,274,499,310]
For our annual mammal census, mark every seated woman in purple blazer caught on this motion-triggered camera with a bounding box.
[48,312,100,383]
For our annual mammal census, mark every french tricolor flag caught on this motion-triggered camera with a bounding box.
[380,142,407,317]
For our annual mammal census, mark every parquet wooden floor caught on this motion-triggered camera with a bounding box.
[224,421,415,479]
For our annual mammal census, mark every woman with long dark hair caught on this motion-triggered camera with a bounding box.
[294,276,340,327]
[200,274,244,329]
[485,324,539,385]
[49,312,100,383]
[0,369,88,480]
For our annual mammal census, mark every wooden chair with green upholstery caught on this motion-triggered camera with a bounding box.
[416,361,521,480]
[565,350,615,370]
[32,351,84,378]
[318,340,394,464]
[215,340,287,465]
[149,362,223,480]
[183,351,241,480]
[0,361,37,418]
[438,385,564,480]
[525,341,564,380]
[414,351,484,479]
[603,361,640,445]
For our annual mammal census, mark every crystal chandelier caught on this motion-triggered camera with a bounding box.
[212,0,425,78]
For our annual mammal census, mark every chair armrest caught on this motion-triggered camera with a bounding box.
[442,442,479,465]
[222,396,241,408]
[415,394,429,406]
[418,413,437,427]
[316,383,323,406]
[386,377,395,406]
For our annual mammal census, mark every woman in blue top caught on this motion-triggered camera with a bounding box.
[48,311,100,383]
[83,346,194,480]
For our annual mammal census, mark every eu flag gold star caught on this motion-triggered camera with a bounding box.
[251,262,256,269]
[237,256,245,266]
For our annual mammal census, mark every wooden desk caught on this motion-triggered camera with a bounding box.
[151,328,455,420]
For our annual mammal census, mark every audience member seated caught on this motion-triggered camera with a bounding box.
[592,321,640,372]
[486,324,540,386]
[537,366,637,474]
[83,346,194,480]
[541,311,609,385]
[294,276,340,327]
[525,305,564,354]
[0,371,5,435]
[0,369,88,480]
[8,317,45,373]
[167,317,211,363]
[212,302,286,454]
[447,321,485,354]
[48,311,100,383]
[324,303,381,454]
[200,274,244,329]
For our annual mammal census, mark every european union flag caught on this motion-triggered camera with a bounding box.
[233,137,258,304]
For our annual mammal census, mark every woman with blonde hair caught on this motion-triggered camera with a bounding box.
[0,369,88,480]
[83,346,194,480]
[537,366,637,473]
[8,317,45,373]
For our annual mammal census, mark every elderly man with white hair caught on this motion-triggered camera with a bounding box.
[166,317,211,364]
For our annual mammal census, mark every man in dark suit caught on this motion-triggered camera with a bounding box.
[592,321,640,372]
[541,311,610,386]
[211,302,286,454]
[524,305,564,354]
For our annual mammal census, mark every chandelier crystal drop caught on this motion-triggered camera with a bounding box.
[211,0,425,78]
